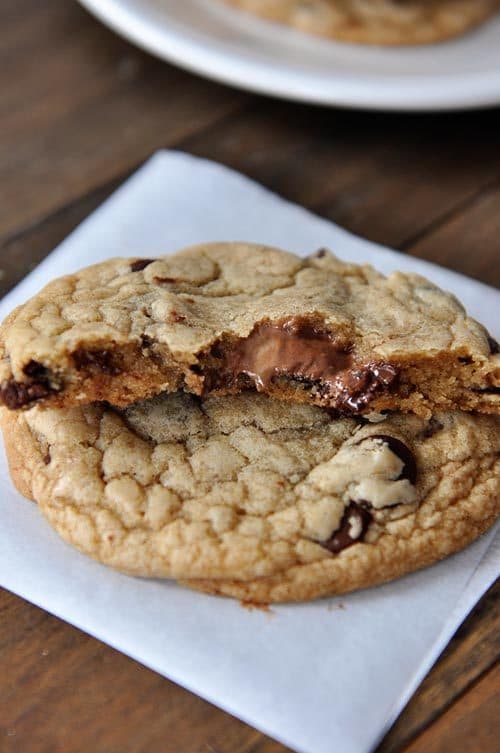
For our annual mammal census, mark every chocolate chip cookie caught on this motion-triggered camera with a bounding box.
[222,0,498,45]
[2,392,498,595]
[1,243,498,417]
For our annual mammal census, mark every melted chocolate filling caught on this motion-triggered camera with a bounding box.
[224,319,353,389]
[206,318,398,412]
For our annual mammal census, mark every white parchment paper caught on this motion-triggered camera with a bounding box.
[0,151,498,753]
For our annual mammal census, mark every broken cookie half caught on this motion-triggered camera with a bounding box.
[0,243,499,417]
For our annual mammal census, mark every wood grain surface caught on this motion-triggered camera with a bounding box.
[0,2,499,752]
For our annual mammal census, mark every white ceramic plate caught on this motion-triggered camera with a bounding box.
[78,0,500,111]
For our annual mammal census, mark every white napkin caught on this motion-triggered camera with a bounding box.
[1,151,498,753]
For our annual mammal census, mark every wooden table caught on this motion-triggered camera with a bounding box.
[1,2,499,752]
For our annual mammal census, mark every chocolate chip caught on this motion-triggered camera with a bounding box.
[0,359,57,409]
[343,363,399,411]
[419,417,444,440]
[43,450,51,465]
[153,276,178,284]
[23,360,51,380]
[351,414,370,424]
[458,356,473,365]
[0,379,53,409]
[321,501,372,554]
[140,334,154,349]
[313,248,327,258]
[368,435,417,484]
[170,310,186,323]
[72,348,121,375]
[210,344,225,360]
[130,259,156,272]
[153,275,178,285]
[487,335,500,355]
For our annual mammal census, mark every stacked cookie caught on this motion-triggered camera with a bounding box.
[223,0,499,45]
[1,243,499,602]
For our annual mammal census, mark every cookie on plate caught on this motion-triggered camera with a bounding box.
[222,0,499,45]
[2,391,498,595]
[1,243,498,417]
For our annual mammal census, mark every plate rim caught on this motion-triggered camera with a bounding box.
[78,0,500,111]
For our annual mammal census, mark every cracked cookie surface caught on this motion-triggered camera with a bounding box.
[2,392,498,591]
[0,243,498,417]
[222,0,499,45]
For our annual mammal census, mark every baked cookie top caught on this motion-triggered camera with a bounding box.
[3,391,499,586]
[222,0,498,46]
[0,243,498,416]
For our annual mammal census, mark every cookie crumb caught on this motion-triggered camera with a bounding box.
[240,600,273,614]
[327,602,346,611]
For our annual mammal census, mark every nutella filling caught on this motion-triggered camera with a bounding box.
[207,318,398,412]
[224,319,353,391]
